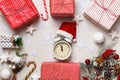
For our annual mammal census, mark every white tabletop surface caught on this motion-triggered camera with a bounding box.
[0,0,120,80]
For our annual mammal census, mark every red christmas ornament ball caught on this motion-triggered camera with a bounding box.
[82,76,89,80]
[113,54,119,60]
[85,59,90,65]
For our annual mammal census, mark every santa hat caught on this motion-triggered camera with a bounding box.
[57,22,76,42]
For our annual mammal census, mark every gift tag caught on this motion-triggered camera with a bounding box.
[0,35,23,49]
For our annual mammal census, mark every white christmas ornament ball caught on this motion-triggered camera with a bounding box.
[0,68,12,80]
[93,32,105,44]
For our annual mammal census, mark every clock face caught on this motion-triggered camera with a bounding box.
[53,41,71,60]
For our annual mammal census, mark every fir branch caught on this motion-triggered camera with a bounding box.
[15,37,23,47]
[80,63,88,74]
[16,51,21,57]
[21,54,28,57]
[16,51,27,57]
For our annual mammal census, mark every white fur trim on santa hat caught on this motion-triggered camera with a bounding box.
[57,30,73,40]
[73,39,77,43]
[64,38,72,43]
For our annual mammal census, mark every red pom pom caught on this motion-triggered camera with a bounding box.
[113,54,119,60]
[85,59,90,65]
[82,76,89,80]
[102,49,115,60]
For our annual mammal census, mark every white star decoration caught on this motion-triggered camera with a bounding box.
[0,54,10,64]
[109,30,119,40]
[30,72,40,80]
[26,25,36,35]
[72,15,83,25]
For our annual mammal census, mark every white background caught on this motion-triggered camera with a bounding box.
[0,0,120,80]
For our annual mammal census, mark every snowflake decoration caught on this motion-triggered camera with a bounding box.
[77,0,91,9]
[2,27,9,31]
[71,52,81,62]
[30,50,39,56]
[45,53,56,61]
[76,0,81,7]
[73,38,97,60]
[37,22,45,30]
[40,31,54,45]
[89,47,97,53]
[74,39,88,52]
[25,40,32,46]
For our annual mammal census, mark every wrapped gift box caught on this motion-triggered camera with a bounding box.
[0,35,23,49]
[84,0,120,31]
[0,0,39,30]
[41,62,80,80]
[50,0,74,17]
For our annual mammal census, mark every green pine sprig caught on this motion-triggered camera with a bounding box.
[15,37,23,48]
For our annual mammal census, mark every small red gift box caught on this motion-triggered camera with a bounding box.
[84,0,120,31]
[41,62,80,80]
[50,0,75,17]
[0,0,39,30]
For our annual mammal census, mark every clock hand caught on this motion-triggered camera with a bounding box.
[62,46,63,51]
[61,45,63,51]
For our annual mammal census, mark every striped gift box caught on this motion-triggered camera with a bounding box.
[41,62,80,80]
[0,0,39,30]
[84,0,120,31]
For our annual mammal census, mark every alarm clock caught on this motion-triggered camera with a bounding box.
[53,40,72,60]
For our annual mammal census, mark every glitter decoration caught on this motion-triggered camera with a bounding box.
[40,31,54,45]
